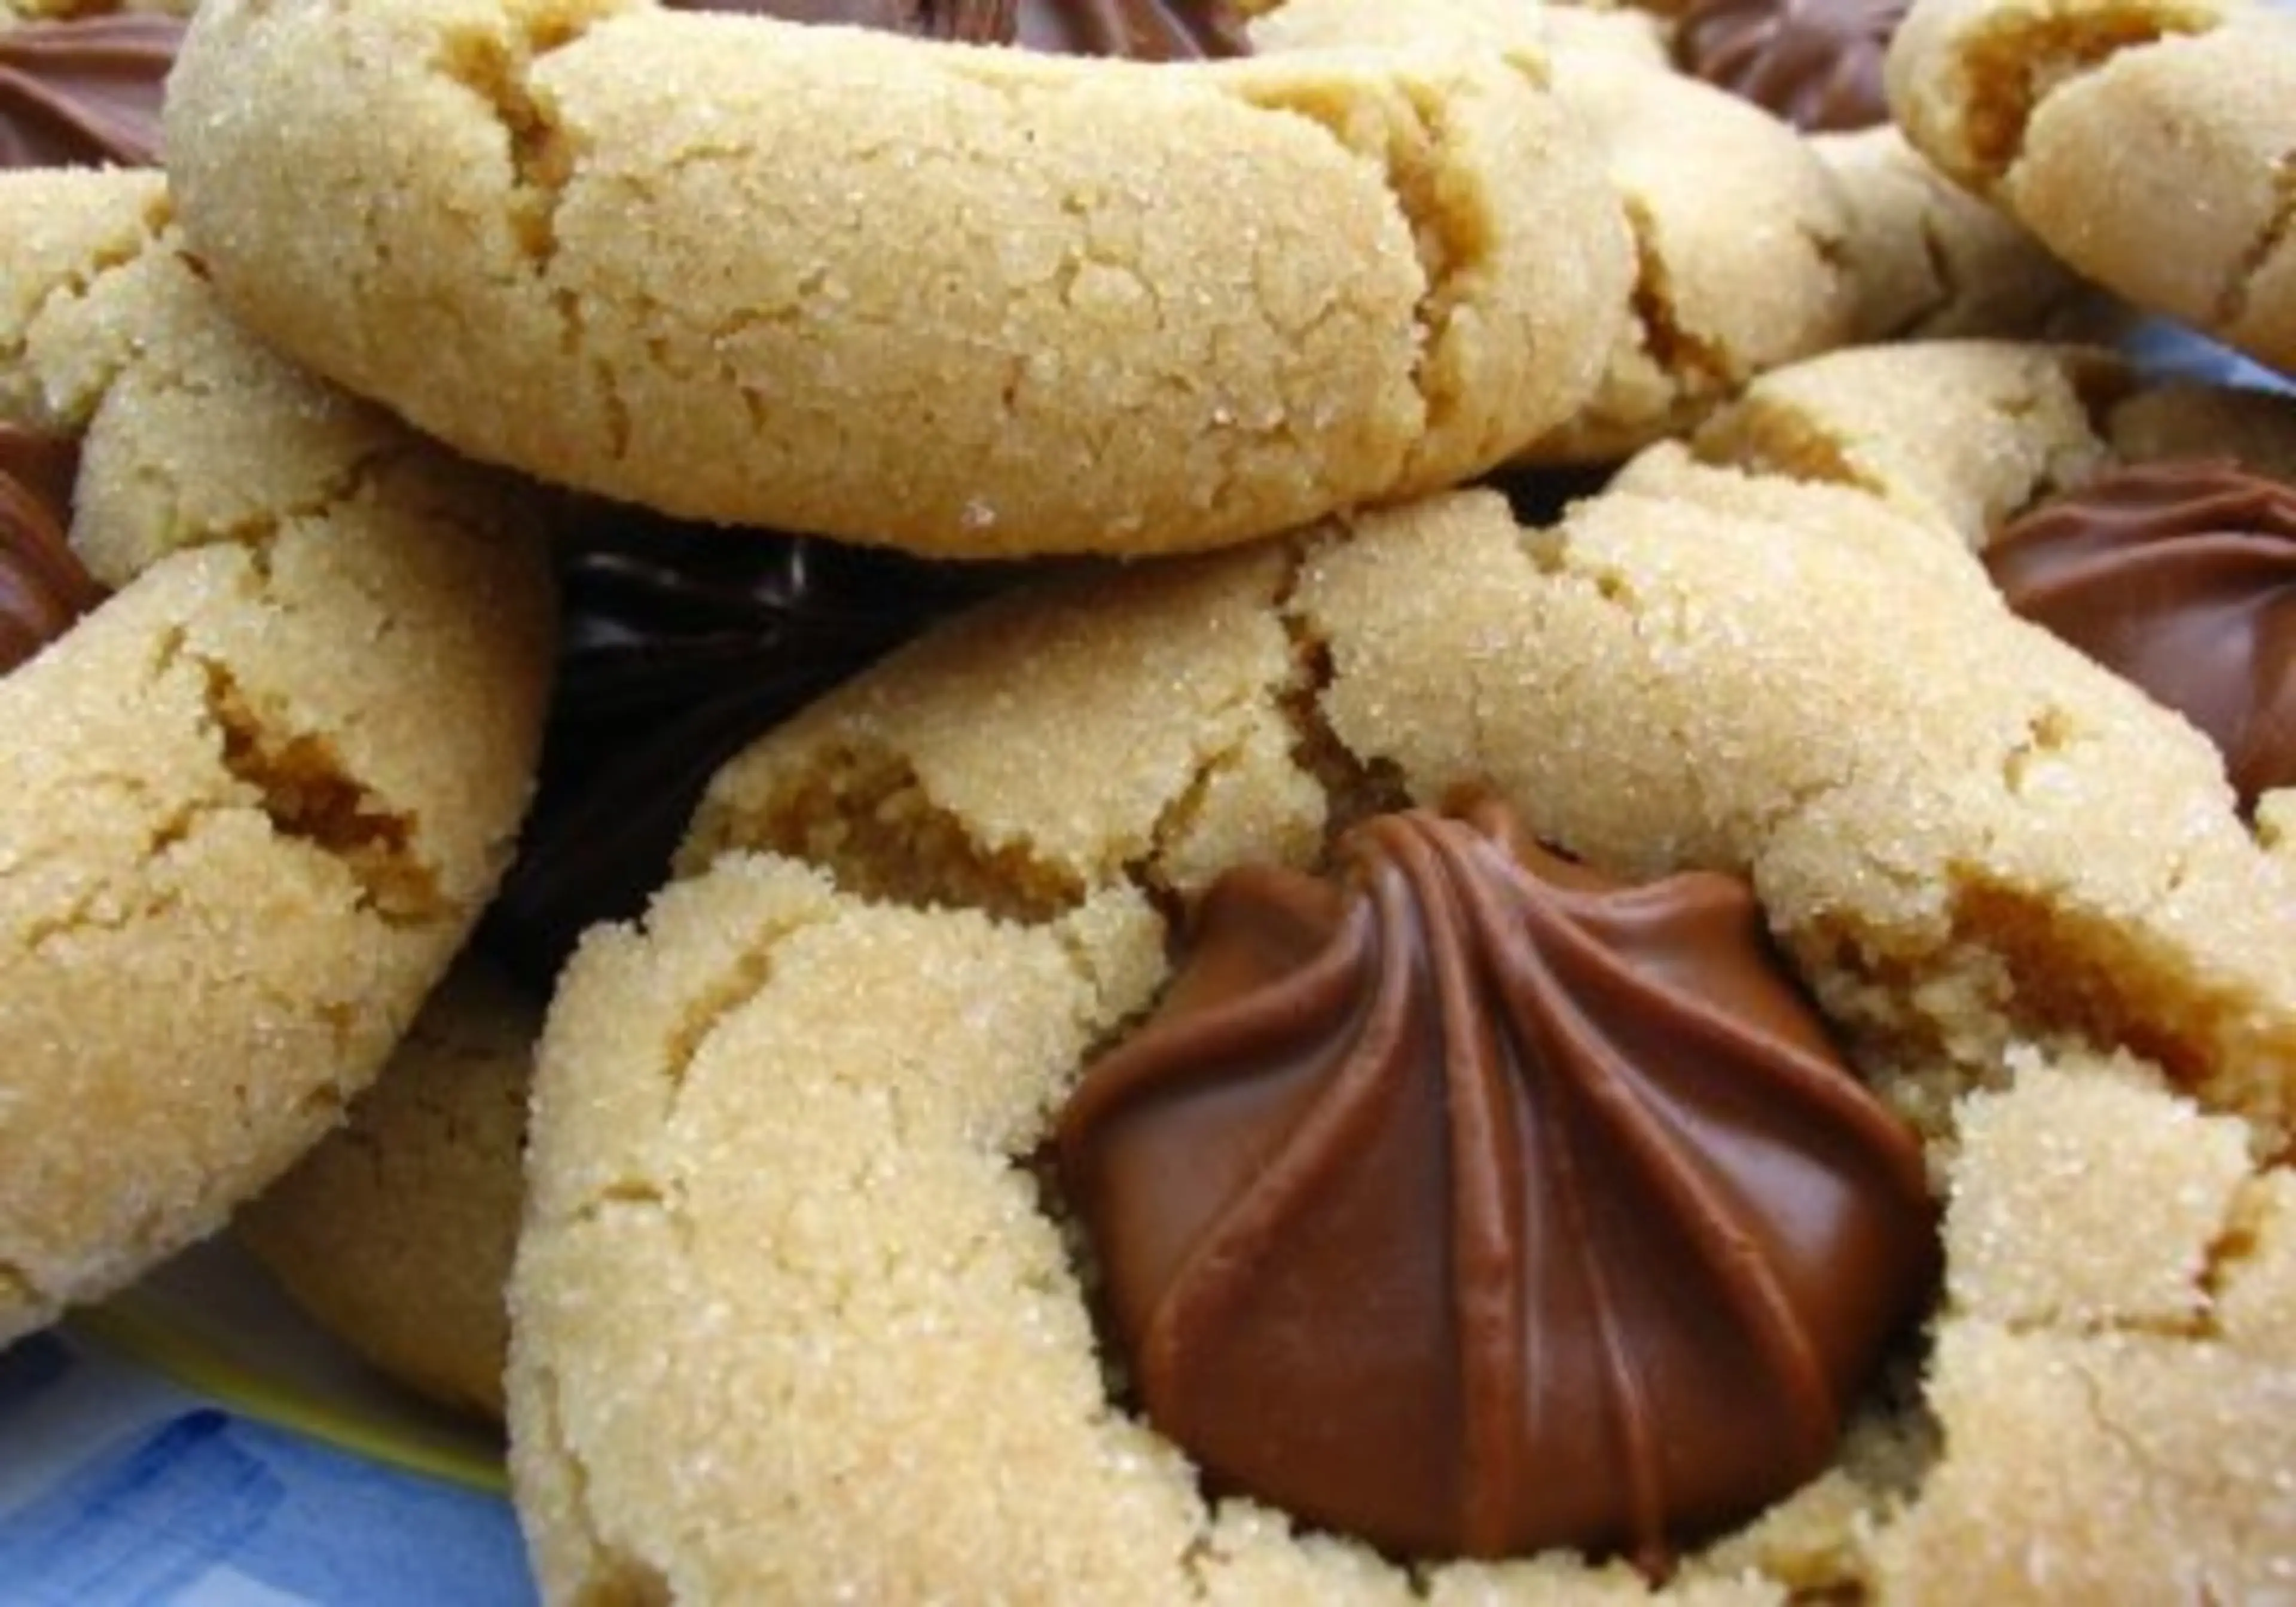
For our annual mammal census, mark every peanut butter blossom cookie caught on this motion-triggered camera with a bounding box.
[161,0,1633,558]
[506,341,2296,1601]
[0,168,555,1346]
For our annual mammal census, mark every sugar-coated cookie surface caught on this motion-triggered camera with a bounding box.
[0,169,555,1346]
[507,341,2296,1600]
[162,0,1636,558]
[1890,0,2296,378]
[237,955,539,1419]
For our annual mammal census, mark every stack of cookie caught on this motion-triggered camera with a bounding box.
[7,0,2296,1599]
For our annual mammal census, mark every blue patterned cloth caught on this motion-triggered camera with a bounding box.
[0,1334,532,1606]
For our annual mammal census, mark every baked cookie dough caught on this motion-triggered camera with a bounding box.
[1890,0,2296,378]
[163,0,1635,558]
[0,168,555,1347]
[237,955,538,1420]
[506,340,2296,1599]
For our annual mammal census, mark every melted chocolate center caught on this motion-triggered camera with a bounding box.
[1988,458,2296,815]
[0,14,184,170]
[1675,0,1908,132]
[662,0,1250,57]
[1059,795,1937,1571]
[0,422,102,673]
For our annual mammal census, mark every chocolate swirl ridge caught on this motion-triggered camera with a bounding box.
[665,0,1249,58]
[0,15,185,170]
[1059,796,1937,1570]
[1674,0,1908,133]
[1,424,101,673]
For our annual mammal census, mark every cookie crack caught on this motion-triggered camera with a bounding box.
[1959,7,2213,189]
[432,13,591,358]
[1621,198,1730,414]
[2064,1354,2215,1512]
[1232,73,1494,471]
[1269,534,1410,841]
[657,935,780,1094]
[693,741,1091,924]
[525,1358,678,1606]
[2215,143,2296,334]
[2194,1173,2277,1345]
[196,656,442,926]
[1944,872,2279,1128]
[129,436,420,569]
[1689,397,1892,501]
[1880,205,1965,343]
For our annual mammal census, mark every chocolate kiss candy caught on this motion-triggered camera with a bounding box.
[1988,459,2296,815]
[0,15,184,170]
[1060,795,1937,1569]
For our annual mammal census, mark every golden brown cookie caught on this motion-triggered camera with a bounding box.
[1890,0,2296,378]
[236,954,539,1420]
[506,341,2296,1600]
[162,0,1636,559]
[0,168,554,1348]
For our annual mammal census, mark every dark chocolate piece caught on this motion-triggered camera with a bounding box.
[664,0,1250,58]
[478,507,1034,991]
[0,14,184,170]
[1675,0,1907,133]
[0,423,100,674]
[1058,795,1937,1569]
[1988,458,2296,814]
